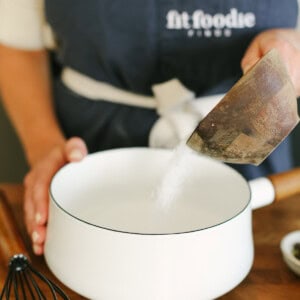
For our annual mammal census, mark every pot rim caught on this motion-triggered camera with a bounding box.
[49,148,252,236]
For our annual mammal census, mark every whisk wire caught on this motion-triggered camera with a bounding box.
[29,264,69,300]
[17,271,27,300]
[26,269,47,300]
[23,269,37,299]
[6,271,13,299]
[13,271,20,300]
[0,267,13,299]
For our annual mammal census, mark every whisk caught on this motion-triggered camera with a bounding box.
[0,192,69,299]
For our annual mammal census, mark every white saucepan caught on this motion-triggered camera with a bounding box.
[45,148,300,300]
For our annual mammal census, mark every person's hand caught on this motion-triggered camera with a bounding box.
[241,29,300,96]
[23,137,88,255]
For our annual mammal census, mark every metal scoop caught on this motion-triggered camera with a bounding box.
[187,49,299,165]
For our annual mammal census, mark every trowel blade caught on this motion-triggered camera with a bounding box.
[187,49,299,166]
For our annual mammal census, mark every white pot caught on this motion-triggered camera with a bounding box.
[45,148,300,300]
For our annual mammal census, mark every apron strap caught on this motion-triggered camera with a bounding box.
[61,67,195,113]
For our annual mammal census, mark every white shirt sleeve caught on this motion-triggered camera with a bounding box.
[0,0,45,50]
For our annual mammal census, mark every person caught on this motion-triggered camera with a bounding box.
[0,0,300,255]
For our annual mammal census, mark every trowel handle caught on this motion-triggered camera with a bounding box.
[268,168,300,201]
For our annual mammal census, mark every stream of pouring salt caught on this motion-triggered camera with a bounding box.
[153,142,194,211]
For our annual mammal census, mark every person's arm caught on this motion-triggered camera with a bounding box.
[0,45,88,255]
[0,0,88,256]
[241,29,300,96]
[0,45,65,165]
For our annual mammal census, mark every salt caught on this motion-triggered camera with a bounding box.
[154,142,194,211]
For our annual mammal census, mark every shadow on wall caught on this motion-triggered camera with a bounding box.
[0,101,28,182]
[0,99,299,182]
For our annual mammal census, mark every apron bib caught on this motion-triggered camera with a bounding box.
[45,0,298,179]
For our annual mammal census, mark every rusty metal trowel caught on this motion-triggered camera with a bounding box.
[187,49,299,165]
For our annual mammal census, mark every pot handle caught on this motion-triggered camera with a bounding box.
[250,168,300,209]
[268,168,300,201]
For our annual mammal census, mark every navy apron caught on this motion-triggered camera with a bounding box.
[45,0,298,179]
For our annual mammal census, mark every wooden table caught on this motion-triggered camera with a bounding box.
[0,183,300,299]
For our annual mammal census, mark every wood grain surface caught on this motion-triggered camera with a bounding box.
[0,183,300,299]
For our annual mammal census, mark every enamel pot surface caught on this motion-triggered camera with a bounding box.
[45,148,300,300]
